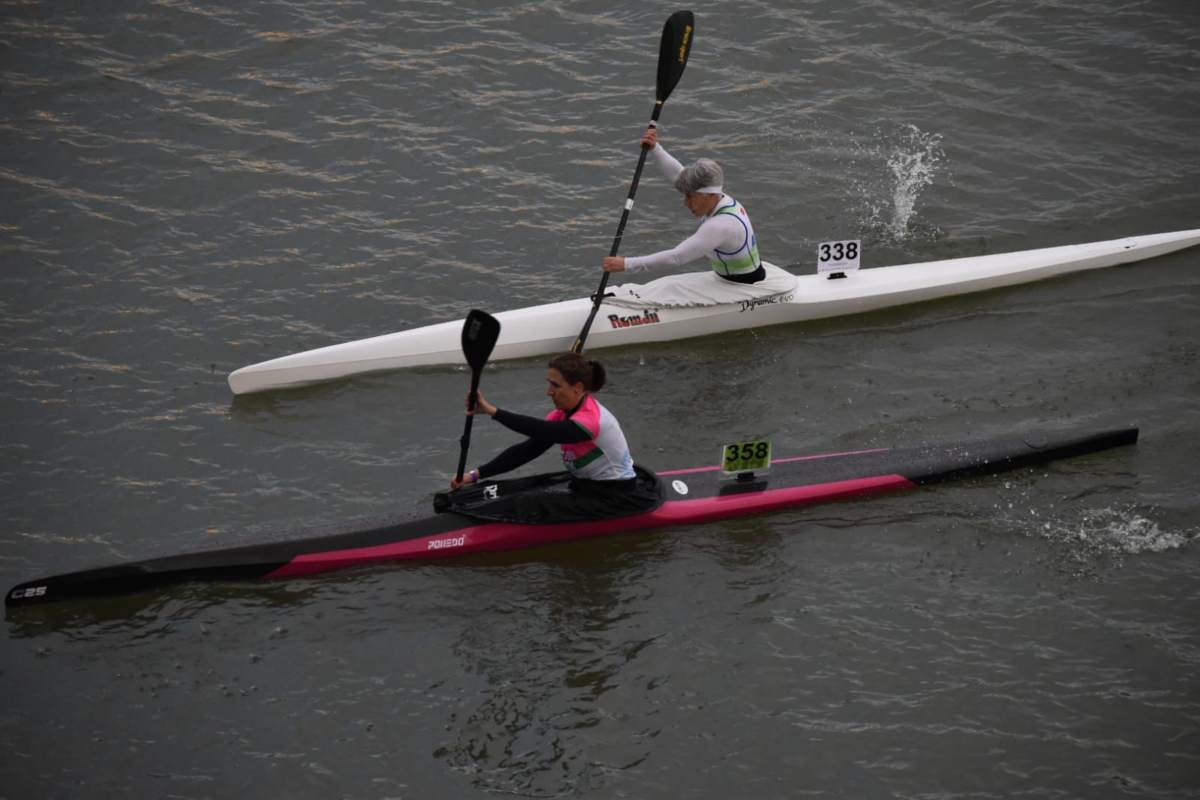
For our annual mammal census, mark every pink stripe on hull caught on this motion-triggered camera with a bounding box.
[265,473,915,580]
[649,474,913,524]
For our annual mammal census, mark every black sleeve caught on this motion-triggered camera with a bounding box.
[491,408,592,445]
[477,437,554,480]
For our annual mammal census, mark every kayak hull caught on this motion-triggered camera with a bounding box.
[228,229,1200,395]
[6,427,1138,607]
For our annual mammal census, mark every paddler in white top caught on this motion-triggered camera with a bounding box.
[600,127,797,307]
[604,126,764,281]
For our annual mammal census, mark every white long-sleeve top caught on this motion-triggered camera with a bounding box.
[624,145,748,274]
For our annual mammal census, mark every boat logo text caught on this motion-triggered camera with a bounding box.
[608,310,661,329]
[739,293,793,313]
[428,536,466,551]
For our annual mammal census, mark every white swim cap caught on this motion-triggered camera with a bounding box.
[674,158,724,195]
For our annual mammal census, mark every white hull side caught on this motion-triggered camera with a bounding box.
[228,229,1200,394]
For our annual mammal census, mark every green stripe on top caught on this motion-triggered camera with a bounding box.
[709,248,761,275]
[570,447,605,470]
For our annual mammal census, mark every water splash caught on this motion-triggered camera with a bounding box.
[844,123,946,243]
[883,125,944,240]
[994,482,1195,578]
[1022,502,1195,580]
[1038,506,1196,557]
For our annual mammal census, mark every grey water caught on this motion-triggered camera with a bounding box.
[2,1,1199,798]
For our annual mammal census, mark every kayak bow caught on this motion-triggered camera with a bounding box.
[7,426,1137,608]
[227,229,1200,395]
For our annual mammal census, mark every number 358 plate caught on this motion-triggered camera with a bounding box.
[722,439,772,474]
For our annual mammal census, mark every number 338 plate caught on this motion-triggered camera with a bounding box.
[817,239,861,274]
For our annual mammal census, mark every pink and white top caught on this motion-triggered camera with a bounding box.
[547,395,635,481]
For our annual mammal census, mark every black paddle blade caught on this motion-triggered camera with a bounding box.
[461,309,501,372]
[656,11,694,104]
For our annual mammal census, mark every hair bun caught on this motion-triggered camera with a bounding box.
[589,360,607,392]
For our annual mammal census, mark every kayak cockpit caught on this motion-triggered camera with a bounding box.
[433,465,663,524]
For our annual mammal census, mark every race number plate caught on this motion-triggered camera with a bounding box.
[721,439,772,475]
[817,239,861,275]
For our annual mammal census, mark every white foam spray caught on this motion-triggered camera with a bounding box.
[882,125,944,240]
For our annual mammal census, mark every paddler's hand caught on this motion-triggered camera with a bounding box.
[450,468,480,491]
[641,126,658,149]
[603,257,626,273]
[466,391,497,417]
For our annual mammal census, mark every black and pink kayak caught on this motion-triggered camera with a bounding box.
[6,426,1137,607]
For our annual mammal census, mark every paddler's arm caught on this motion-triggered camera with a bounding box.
[642,127,684,182]
[476,438,554,481]
[491,408,591,444]
[452,437,553,490]
[453,393,591,488]
[604,216,736,273]
[469,391,592,445]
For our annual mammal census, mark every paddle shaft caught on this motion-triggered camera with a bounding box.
[454,372,482,483]
[571,11,692,354]
[571,109,663,354]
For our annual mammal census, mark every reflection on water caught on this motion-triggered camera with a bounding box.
[434,542,671,795]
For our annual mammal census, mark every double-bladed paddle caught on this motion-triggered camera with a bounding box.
[454,309,502,485]
[571,10,695,354]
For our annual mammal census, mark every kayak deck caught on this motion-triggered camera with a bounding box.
[6,427,1138,608]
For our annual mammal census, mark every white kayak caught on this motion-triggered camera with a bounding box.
[228,228,1200,395]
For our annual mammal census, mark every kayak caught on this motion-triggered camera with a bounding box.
[227,229,1200,395]
[6,426,1137,608]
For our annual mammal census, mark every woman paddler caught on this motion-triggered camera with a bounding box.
[449,353,653,521]
[601,126,771,285]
